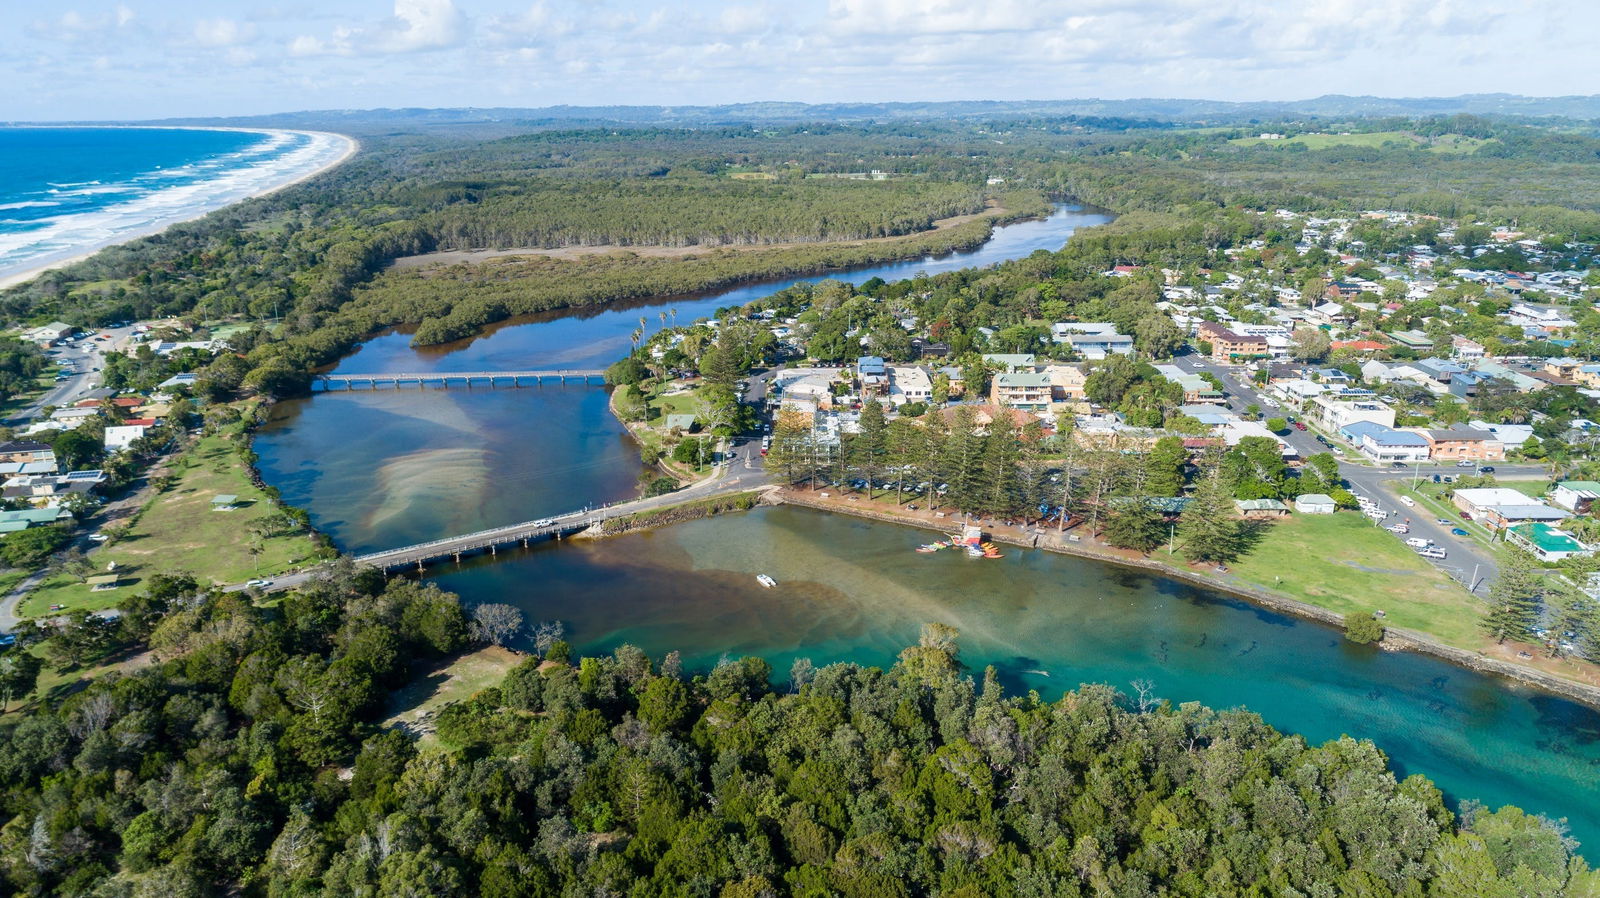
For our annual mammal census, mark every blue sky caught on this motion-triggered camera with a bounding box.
[4,0,1597,120]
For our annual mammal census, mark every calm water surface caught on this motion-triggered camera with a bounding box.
[254,204,1600,850]
[429,506,1600,849]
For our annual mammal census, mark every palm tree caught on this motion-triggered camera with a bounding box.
[630,328,642,349]
[659,311,668,329]
[639,316,648,337]
[670,308,678,326]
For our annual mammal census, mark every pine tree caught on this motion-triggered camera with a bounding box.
[1544,580,1590,658]
[1103,499,1166,553]
[942,406,984,514]
[1481,548,1544,644]
[1177,468,1246,564]
[850,400,888,498]
[1146,436,1188,497]
[979,409,1022,516]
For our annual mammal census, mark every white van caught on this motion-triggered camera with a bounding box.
[1418,547,1447,559]
[1404,537,1431,548]
[1399,496,1415,508]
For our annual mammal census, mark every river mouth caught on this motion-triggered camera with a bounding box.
[250,203,1600,854]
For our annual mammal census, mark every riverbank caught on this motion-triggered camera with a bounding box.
[771,487,1600,712]
[0,128,358,290]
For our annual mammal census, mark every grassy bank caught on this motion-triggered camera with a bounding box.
[20,434,326,617]
[595,491,763,535]
[1221,513,1484,646]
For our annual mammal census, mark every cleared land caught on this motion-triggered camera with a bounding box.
[1228,131,1487,153]
[382,646,525,749]
[20,434,323,617]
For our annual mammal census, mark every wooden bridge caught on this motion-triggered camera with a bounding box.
[313,369,607,391]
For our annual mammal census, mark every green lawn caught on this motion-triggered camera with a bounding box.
[20,434,324,618]
[1222,512,1486,647]
[382,646,525,749]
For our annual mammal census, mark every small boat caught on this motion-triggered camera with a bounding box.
[915,543,944,553]
[756,574,777,588]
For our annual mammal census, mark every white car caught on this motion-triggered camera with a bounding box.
[1417,547,1447,559]
[87,533,108,542]
[1404,537,1432,548]
[246,579,272,587]
[1399,496,1415,507]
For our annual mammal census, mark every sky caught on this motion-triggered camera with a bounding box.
[3,0,1598,120]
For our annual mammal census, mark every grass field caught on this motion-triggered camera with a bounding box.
[20,434,324,618]
[1222,512,1486,647]
[1228,130,1486,153]
[382,646,525,748]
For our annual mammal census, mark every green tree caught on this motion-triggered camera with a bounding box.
[1146,436,1188,497]
[1177,469,1248,564]
[1102,499,1166,553]
[1481,548,1543,644]
[0,650,41,710]
[849,400,888,498]
[1344,611,1385,645]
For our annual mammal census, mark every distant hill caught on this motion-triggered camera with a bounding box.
[65,94,1600,134]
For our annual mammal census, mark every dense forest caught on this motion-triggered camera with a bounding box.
[0,565,1593,897]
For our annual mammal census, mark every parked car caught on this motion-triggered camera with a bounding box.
[1479,466,1495,474]
[1399,496,1415,507]
[1435,518,1451,525]
[1391,461,1407,468]
[1405,537,1432,548]
[1451,527,1470,537]
[1456,460,1475,468]
[1418,547,1448,559]
[1387,524,1410,534]
[1294,422,1307,431]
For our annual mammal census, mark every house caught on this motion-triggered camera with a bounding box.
[1235,498,1291,518]
[0,507,72,532]
[1550,481,1600,513]
[909,338,951,360]
[856,356,888,393]
[1154,365,1224,404]
[1,470,104,507]
[0,441,55,466]
[1506,523,1592,562]
[1387,329,1434,351]
[1040,364,1089,404]
[1052,323,1134,359]
[1306,396,1395,432]
[1451,336,1486,361]
[1468,420,1535,448]
[1195,322,1269,365]
[1331,340,1387,353]
[1294,493,1337,514]
[1344,422,1430,463]
[982,354,1036,373]
[1452,488,1569,529]
[103,424,151,451]
[887,366,932,406]
[989,372,1053,413]
[1420,428,1504,462]
[22,322,74,345]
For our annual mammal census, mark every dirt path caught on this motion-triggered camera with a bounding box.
[389,201,1011,270]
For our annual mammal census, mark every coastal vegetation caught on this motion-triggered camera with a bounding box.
[0,563,1592,896]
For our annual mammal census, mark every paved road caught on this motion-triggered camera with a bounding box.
[6,324,147,426]
[1167,353,1536,594]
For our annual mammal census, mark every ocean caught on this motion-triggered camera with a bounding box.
[0,126,352,284]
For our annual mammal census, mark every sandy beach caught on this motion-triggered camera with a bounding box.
[0,127,358,290]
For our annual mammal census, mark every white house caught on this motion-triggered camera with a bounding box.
[886,366,932,406]
[103,424,150,452]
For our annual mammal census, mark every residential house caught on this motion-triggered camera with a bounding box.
[1468,420,1535,448]
[1386,329,1434,351]
[982,353,1037,373]
[0,507,72,533]
[1306,395,1395,432]
[989,372,1053,414]
[1420,428,1505,462]
[887,366,932,406]
[1342,421,1430,463]
[1507,523,1592,562]
[856,356,888,394]
[1452,487,1569,529]
[1065,330,1134,360]
[1040,364,1089,404]
[1153,365,1224,404]
[1451,336,1486,361]
[1551,481,1600,513]
[909,338,951,360]
[0,441,55,467]
[104,424,151,451]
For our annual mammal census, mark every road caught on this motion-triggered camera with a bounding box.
[1167,353,1543,594]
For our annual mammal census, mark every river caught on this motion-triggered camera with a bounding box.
[252,205,1600,850]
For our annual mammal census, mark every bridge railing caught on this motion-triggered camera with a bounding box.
[353,498,635,563]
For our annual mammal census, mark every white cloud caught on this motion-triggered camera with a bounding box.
[194,18,255,48]
[290,0,465,56]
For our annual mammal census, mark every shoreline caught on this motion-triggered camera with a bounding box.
[767,488,1600,713]
[0,127,359,291]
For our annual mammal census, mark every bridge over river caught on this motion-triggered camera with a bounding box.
[313,369,606,390]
